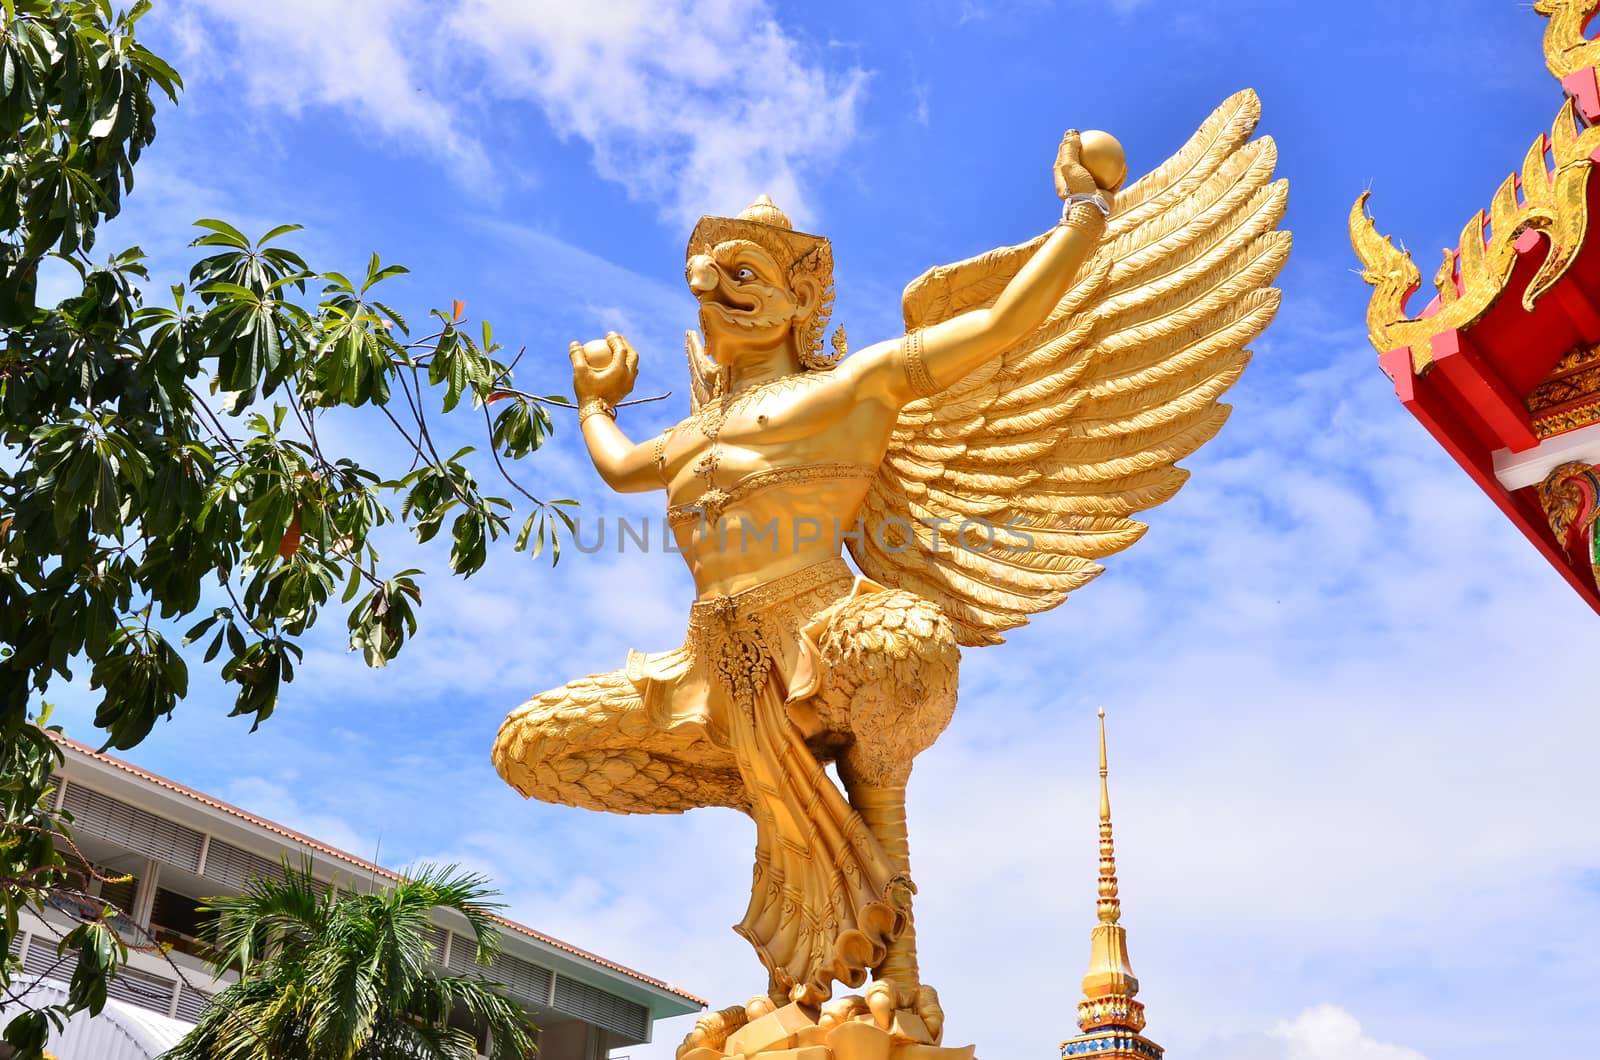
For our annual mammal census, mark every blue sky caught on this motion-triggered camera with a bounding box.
[37,1,1600,1058]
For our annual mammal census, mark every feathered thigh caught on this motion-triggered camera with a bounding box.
[811,587,961,788]
[492,578,960,814]
[492,667,747,815]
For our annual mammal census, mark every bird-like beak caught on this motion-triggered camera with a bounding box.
[687,254,759,315]
[687,254,719,294]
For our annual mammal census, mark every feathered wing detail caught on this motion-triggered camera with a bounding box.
[852,89,1290,647]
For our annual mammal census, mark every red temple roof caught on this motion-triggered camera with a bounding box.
[1351,1,1600,613]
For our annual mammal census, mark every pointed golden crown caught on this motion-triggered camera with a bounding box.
[685,194,826,276]
[738,193,792,229]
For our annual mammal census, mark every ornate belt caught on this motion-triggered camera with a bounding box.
[688,557,853,630]
[666,464,876,528]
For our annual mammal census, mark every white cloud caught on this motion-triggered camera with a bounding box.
[449,0,868,225]
[171,1,489,184]
[1079,0,1155,14]
[223,775,379,863]
[167,0,867,224]
[912,79,932,127]
[1211,1006,1429,1060]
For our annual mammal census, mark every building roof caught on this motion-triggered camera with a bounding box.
[1349,1,1600,613]
[53,734,706,1009]
[2,978,191,1060]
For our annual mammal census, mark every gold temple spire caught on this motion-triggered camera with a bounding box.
[1061,709,1162,1060]
[1096,707,1119,926]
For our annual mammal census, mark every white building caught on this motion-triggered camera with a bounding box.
[3,737,704,1060]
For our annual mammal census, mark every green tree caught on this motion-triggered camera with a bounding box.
[1,1,579,1054]
[0,0,577,748]
[162,861,536,1060]
[0,714,134,1058]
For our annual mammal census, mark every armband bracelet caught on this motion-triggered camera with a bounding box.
[903,328,940,398]
[1062,196,1113,228]
[579,397,617,424]
[1062,192,1113,222]
[652,433,669,483]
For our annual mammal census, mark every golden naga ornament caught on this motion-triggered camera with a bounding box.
[1350,96,1600,375]
[1352,0,1600,377]
[493,92,1288,1059]
[1537,0,1600,80]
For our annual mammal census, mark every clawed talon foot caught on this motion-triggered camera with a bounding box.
[677,1004,750,1059]
[854,978,945,1044]
[912,983,944,1043]
[689,978,947,1058]
[865,979,896,1029]
[819,994,870,1031]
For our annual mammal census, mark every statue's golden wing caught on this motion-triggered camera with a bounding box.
[849,90,1290,647]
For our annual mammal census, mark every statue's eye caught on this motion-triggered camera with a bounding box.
[735,267,755,281]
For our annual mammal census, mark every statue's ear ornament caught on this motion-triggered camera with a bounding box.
[792,242,844,371]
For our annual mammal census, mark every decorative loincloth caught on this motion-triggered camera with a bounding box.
[625,558,909,1004]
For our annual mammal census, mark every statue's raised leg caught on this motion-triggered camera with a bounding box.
[494,665,746,816]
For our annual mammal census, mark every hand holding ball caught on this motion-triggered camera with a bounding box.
[1079,130,1127,193]
[579,338,613,371]
[1054,129,1125,205]
[569,331,639,406]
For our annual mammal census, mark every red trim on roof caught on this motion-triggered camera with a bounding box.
[52,734,705,1008]
[1376,131,1600,616]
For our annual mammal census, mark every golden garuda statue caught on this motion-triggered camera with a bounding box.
[494,90,1287,1059]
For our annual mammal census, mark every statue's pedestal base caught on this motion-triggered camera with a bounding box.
[680,1002,976,1060]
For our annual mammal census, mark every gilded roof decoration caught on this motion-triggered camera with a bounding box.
[1349,0,1600,615]
[1538,460,1600,590]
[1537,0,1600,80]
[1350,98,1600,375]
[1526,342,1600,437]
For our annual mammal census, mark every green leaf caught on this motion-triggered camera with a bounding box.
[513,510,537,552]
[128,42,180,102]
[182,613,220,644]
[3,1010,49,1054]
[203,626,226,664]
[258,223,304,244]
[190,217,251,247]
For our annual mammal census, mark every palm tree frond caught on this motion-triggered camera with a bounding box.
[199,857,327,975]
[164,862,535,1060]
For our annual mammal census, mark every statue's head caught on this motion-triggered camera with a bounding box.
[685,196,840,372]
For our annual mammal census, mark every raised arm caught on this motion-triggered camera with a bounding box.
[847,131,1121,407]
[570,332,665,494]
